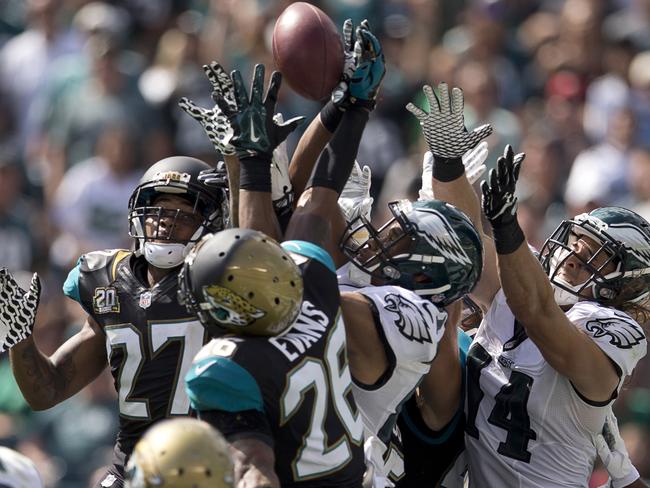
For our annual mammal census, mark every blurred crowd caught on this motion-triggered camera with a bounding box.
[0,0,648,486]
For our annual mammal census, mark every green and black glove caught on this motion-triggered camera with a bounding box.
[214,64,304,161]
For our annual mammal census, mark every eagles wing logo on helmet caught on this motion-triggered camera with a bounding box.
[608,223,650,265]
[384,293,439,343]
[586,318,645,349]
[412,209,472,266]
[203,285,266,327]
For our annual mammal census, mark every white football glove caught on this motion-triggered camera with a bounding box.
[418,141,489,201]
[338,161,373,222]
[407,82,492,159]
[594,409,640,488]
[0,269,41,353]
[178,62,237,156]
[270,113,294,212]
[331,18,367,106]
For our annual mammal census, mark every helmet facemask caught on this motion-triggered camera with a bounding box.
[341,200,482,306]
[540,218,630,306]
[129,185,226,269]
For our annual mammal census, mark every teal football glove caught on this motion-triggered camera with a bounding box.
[347,27,385,110]
[332,18,369,106]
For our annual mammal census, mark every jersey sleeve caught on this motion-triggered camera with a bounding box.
[185,356,265,413]
[63,257,83,305]
[567,302,647,378]
[62,249,131,316]
[360,286,448,364]
[282,240,335,274]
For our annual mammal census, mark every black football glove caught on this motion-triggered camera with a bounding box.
[0,268,41,352]
[480,145,525,228]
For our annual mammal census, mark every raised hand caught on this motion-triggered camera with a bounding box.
[464,141,489,184]
[347,27,385,110]
[418,141,490,201]
[480,145,524,226]
[270,115,294,212]
[214,64,305,159]
[179,62,237,156]
[198,160,229,188]
[339,160,373,222]
[0,268,41,353]
[407,82,492,160]
[331,18,368,106]
[594,410,638,487]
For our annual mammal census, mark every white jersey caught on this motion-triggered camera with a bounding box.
[339,264,448,485]
[465,290,647,487]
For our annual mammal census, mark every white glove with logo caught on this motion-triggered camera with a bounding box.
[418,141,489,200]
[338,161,373,222]
[270,114,294,213]
[594,410,640,488]
[178,61,237,156]
[0,268,41,353]
[407,82,492,160]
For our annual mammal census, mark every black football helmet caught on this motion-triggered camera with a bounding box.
[178,228,303,337]
[539,206,650,307]
[341,199,483,306]
[128,156,228,268]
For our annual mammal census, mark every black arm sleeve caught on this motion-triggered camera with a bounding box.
[306,106,370,194]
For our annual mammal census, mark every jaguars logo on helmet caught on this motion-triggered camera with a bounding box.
[179,229,303,337]
[124,418,233,488]
[202,284,266,327]
[341,199,483,306]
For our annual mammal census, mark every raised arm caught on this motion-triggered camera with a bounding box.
[407,83,498,310]
[417,300,462,431]
[480,146,619,402]
[0,269,106,410]
[230,438,280,488]
[179,62,241,226]
[11,316,107,410]
[288,19,366,197]
[209,64,304,239]
[285,25,385,249]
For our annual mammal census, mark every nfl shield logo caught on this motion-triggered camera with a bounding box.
[139,291,152,309]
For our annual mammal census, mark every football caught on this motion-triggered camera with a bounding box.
[272,2,343,101]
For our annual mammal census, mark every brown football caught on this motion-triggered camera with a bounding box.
[272,2,343,101]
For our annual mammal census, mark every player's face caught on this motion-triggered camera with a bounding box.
[144,195,202,243]
[556,233,617,289]
[357,220,413,266]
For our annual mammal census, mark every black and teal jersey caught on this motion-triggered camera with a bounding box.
[63,249,207,467]
[186,240,365,488]
[395,329,472,488]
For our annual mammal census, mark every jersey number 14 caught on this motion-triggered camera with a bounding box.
[466,342,537,463]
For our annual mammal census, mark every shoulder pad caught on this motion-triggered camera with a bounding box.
[568,302,647,377]
[79,249,131,276]
[185,352,263,413]
[360,286,447,364]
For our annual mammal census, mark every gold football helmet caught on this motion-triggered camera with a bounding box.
[124,418,233,488]
[179,228,304,337]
